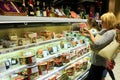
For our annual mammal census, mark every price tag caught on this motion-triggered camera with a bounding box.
[67,43,71,48]
[31,66,39,73]
[38,43,42,46]
[5,61,10,68]
[11,59,16,65]
[43,51,49,57]
[32,56,36,63]
[24,45,28,49]
[53,46,57,53]
[14,46,24,51]
[64,43,68,49]
[72,50,76,54]
[29,44,35,47]
[57,45,61,51]
[66,55,70,59]
[9,49,14,52]
[1,50,6,54]
[35,43,38,46]
[55,54,59,57]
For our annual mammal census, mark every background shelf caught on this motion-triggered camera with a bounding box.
[0,16,88,24]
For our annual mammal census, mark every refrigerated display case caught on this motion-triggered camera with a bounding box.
[0,16,93,80]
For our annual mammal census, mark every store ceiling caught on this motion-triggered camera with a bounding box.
[53,0,96,3]
[53,0,97,6]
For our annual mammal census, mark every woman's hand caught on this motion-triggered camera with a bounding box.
[80,32,90,37]
[79,28,90,36]
[83,28,90,33]
[107,60,115,70]
[83,28,96,43]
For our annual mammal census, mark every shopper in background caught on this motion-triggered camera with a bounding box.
[83,12,117,80]
[81,17,100,37]
[115,21,120,43]
[87,17,98,30]
[87,17,100,35]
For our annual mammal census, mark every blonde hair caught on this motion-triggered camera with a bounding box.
[101,12,116,29]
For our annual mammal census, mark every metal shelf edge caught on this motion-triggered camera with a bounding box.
[0,16,87,23]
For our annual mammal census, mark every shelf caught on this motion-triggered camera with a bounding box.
[37,51,91,80]
[0,16,101,24]
[0,44,86,78]
[72,64,90,80]
[0,38,64,54]
[74,62,91,80]
[36,44,86,64]
[77,70,89,80]
[0,16,88,24]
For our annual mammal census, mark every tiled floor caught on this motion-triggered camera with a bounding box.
[105,53,120,80]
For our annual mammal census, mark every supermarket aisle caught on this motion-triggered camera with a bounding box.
[105,53,120,80]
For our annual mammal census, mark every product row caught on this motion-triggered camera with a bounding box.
[1,52,90,80]
[0,30,56,49]
[0,31,91,79]
[0,31,91,53]
[0,39,90,71]
[0,43,90,80]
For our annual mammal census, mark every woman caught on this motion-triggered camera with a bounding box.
[84,12,117,80]
[102,21,120,80]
